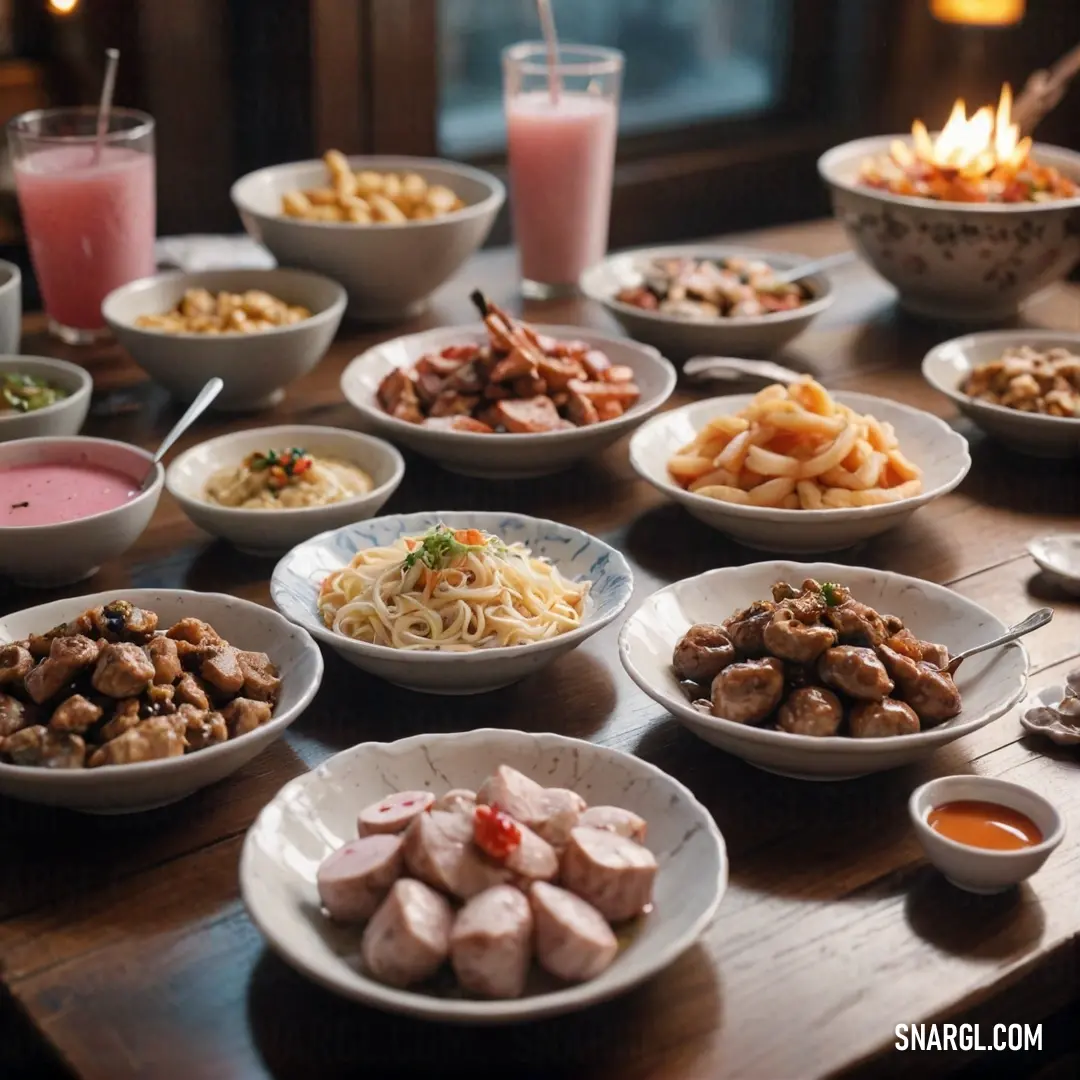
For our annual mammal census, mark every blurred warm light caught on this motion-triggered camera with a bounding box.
[931,0,1024,26]
[47,0,80,14]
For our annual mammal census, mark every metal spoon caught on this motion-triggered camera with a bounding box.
[932,608,1054,676]
[773,250,858,284]
[683,356,806,384]
[139,377,224,491]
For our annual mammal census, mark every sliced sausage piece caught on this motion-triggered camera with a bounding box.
[531,788,586,848]
[492,396,562,433]
[317,834,404,922]
[505,822,558,884]
[403,810,511,900]
[579,806,647,844]
[530,881,618,982]
[560,826,657,923]
[357,790,435,837]
[433,788,477,814]
[449,885,534,999]
[476,764,545,822]
[361,879,453,988]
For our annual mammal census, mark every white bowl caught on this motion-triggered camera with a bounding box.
[0,436,163,586]
[1027,533,1080,596]
[341,323,677,479]
[619,562,1029,780]
[0,355,92,442]
[0,588,323,813]
[240,727,726,1022]
[580,244,834,360]
[231,155,505,321]
[271,510,634,695]
[102,268,346,411]
[922,330,1080,459]
[1019,681,1080,746]
[909,775,1064,894]
[166,425,405,556]
[0,259,22,354]
[629,392,970,553]
[819,136,1080,322]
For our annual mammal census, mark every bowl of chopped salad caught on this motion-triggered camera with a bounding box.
[0,356,91,443]
[818,134,1080,322]
[580,244,835,360]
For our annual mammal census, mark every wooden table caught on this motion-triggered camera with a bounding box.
[2,220,1079,1080]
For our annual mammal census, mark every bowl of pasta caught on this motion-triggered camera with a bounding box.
[270,512,634,694]
[166,425,406,555]
[629,379,970,553]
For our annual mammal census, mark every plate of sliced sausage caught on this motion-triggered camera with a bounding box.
[240,728,726,1021]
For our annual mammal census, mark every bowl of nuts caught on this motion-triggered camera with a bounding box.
[230,152,505,322]
[102,267,347,411]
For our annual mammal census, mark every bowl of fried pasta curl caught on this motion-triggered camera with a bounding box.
[270,512,633,694]
[629,379,971,553]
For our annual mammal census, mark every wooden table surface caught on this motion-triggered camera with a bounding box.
[2,219,1079,1080]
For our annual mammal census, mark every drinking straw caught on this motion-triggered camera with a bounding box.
[93,48,120,165]
[536,0,561,104]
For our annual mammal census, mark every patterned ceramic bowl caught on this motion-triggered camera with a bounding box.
[818,136,1080,322]
[270,511,634,694]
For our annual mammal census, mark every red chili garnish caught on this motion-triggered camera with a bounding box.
[474,805,521,860]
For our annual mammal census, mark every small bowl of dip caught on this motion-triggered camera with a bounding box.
[909,775,1065,895]
[166,424,405,555]
[0,356,92,443]
[0,436,163,586]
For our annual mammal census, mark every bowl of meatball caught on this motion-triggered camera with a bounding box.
[0,590,322,812]
[619,563,1030,780]
[240,728,726,1021]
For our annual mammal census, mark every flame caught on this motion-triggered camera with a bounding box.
[911,85,1032,178]
[48,0,80,13]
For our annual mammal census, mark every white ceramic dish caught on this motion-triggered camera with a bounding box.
[1027,533,1080,596]
[102,268,346,411]
[0,436,163,586]
[0,259,22,354]
[923,330,1080,459]
[0,588,323,813]
[1020,681,1080,746]
[241,727,726,1022]
[619,562,1029,780]
[166,425,405,556]
[629,392,970,553]
[0,355,92,442]
[271,510,634,694]
[341,323,677,478]
[819,136,1080,322]
[231,155,504,321]
[909,775,1064,894]
[579,244,834,360]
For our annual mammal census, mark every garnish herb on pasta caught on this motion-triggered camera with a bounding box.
[318,525,589,651]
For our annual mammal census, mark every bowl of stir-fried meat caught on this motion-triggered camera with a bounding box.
[0,590,322,812]
[619,563,1029,780]
[819,136,1080,322]
[580,245,834,359]
[923,330,1080,459]
[341,296,676,479]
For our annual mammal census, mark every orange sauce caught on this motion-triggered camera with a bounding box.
[927,800,1042,851]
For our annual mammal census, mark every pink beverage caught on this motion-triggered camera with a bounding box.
[9,107,156,343]
[15,147,155,332]
[503,43,623,298]
[507,92,617,288]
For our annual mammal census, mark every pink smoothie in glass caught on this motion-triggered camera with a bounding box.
[15,145,156,331]
[0,461,139,526]
[506,91,617,286]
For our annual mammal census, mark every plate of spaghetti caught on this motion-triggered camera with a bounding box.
[271,512,633,694]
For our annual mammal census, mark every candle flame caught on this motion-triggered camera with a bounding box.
[48,0,80,13]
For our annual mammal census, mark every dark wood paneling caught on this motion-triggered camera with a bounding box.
[311,0,366,154]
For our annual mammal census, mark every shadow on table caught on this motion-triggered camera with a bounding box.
[246,940,722,1079]
[959,439,1080,519]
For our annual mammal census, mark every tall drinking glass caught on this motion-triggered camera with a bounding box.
[503,43,622,299]
[8,107,156,344]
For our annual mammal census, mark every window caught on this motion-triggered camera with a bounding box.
[438,0,793,159]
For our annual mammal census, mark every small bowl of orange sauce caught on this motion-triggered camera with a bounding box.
[909,775,1065,895]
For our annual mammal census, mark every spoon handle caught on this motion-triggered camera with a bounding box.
[141,377,224,489]
[949,608,1054,668]
[683,356,806,384]
[774,250,858,284]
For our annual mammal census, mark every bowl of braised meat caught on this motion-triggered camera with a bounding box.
[0,590,322,812]
[619,563,1030,780]
[340,292,676,478]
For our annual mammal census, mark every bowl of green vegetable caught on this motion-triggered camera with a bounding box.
[0,356,92,443]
